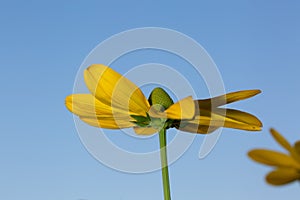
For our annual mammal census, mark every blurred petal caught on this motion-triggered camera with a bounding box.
[294,141,300,155]
[270,128,293,151]
[80,116,134,129]
[84,64,149,116]
[266,168,300,185]
[291,141,300,163]
[197,90,261,109]
[270,129,300,163]
[248,149,300,168]
[165,96,195,120]
[133,127,157,135]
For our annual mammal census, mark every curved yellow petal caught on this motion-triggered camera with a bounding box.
[165,96,195,120]
[80,116,134,129]
[133,127,158,135]
[197,90,261,109]
[248,149,300,169]
[266,168,300,185]
[84,64,150,116]
[65,94,129,118]
[221,108,262,129]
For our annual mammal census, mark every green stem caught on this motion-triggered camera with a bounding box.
[159,127,171,200]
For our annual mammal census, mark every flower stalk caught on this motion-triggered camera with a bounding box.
[159,127,171,200]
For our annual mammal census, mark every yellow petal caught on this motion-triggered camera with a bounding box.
[266,168,300,185]
[270,129,300,163]
[80,116,134,129]
[84,64,150,116]
[294,141,300,155]
[65,94,129,118]
[197,90,261,109]
[270,128,293,151]
[248,149,300,169]
[292,141,300,163]
[182,108,261,132]
[133,127,158,135]
[218,108,262,130]
[176,121,219,134]
[165,96,195,120]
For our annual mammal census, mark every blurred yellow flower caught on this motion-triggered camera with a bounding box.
[248,129,300,185]
[65,64,262,135]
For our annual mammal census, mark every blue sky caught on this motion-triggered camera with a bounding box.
[1,0,300,199]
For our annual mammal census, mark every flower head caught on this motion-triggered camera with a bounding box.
[248,129,300,185]
[65,64,262,135]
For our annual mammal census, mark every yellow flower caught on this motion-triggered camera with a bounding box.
[248,129,300,185]
[65,64,262,135]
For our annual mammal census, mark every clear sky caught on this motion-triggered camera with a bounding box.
[1,0,300,199]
